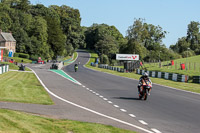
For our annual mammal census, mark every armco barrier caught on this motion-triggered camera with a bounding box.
[152,71,156,77]
[136,69,189,83]
[172,74,178,81]
[98,64,125,73]
[164,72,169,80]
[0,64,9,74]
[193,76,200,83]
[168,73,173,80]
[157,72,162,78]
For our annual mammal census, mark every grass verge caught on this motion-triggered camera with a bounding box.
[64,52,78,66]
[10,57,32,63]
[85,52,200,94]
[143,55,200,77]
[2,62,31,71]
[0,109,136,133]
[0,71,53,104]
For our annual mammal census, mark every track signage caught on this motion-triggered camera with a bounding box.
[116,54,139,60]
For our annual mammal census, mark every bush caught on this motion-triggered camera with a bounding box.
[14,53,19,57]
[181,50,195,58]
[100,54,109,64]
[30,55,40,61]
[18,53,30,59]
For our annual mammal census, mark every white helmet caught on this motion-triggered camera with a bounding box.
[143,72,148,77]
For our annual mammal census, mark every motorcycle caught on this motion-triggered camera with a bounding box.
[74,64,78,72]
[139,79,152,100]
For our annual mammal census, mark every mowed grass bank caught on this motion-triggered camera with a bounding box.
[0,109,136,133]
[0,71,53,104]
[85,51,200,93]
[144,55,200,77]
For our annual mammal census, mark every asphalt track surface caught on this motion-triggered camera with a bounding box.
[0,50,200,133]
[63,50,200,133]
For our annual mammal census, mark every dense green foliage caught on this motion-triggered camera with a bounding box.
[84,24,127,63]
[1,0,199,63]
[170,21,200,57]
[0,0,83,59]
[84,19,180,63]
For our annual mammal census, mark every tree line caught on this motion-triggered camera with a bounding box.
[0,0,199,63]
[0,0,85,60]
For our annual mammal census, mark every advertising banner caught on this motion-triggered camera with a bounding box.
[116,54,139,60]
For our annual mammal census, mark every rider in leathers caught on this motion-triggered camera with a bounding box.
[138,72,152,95]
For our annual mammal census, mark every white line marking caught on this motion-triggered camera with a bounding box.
[129,114,136,118]
[82,86,85,88]
[86,88,89,90]
[95,93,99,96]
[99,95,103,98]
[151,128,162,133]
[120,109,127,112]
[139,120,148,125]
[31,68,154,133]
[103,98,108,101]
[108,101,112,104]
[114,105,119,108]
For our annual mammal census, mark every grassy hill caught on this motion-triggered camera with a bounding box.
[143,55,200,77]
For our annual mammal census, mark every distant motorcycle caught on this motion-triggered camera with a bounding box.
[139,79,152,100]
[74,64,78,72]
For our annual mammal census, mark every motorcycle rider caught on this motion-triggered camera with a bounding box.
[138,72,152,95]
[74,64,78,72]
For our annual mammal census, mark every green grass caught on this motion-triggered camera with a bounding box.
[1,62,31,71]
[0,71,53,104]
[85,51,200,93]
[10,57,32,63]
[64,52,78,66]
[73,52,78,60]
[85,50,98,68]
[144,55,200,77]
[0,109,136,133]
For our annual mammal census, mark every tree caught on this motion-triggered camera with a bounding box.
[95,35,118,63]
[46,16,66,59]
[126,18,167,51]
[126,39,147,59]
[186,21,200,54]
[0,12,11,31]
[125,18,167,61]
[30,16,49,58]
[17,0,30,12]
[50,5,84,53]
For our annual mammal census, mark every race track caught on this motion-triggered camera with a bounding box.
[63,50,200,133]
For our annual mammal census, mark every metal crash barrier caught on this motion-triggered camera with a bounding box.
[0,64,9,74]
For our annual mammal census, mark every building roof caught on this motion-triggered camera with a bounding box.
[0,32,16,42]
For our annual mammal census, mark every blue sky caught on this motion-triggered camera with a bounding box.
[29,0,200,48]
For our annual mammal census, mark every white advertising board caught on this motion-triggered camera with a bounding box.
[116,54,139,60]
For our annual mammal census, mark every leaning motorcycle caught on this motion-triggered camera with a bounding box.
[139,79,152,100]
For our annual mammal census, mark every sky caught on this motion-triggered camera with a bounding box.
[29,0,200,48]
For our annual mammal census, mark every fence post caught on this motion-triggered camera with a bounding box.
[189,62,191,70]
